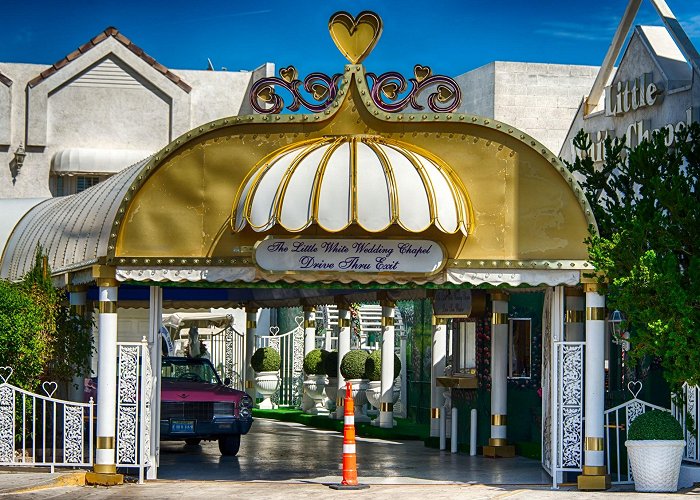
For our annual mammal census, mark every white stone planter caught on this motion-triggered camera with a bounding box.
[254,371,280,409]
[348,379,370,423]
[303,374,329,415]
[325,377,338,413]
[626,439,686,492]
[366,380,401,410]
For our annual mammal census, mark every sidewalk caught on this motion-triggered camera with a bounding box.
[0,470,85,495]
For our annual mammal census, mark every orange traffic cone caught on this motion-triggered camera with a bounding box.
[329,382,369,490]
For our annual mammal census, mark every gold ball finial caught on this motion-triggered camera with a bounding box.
[328,11,383,64]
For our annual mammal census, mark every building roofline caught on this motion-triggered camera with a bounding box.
[26,26,192,93]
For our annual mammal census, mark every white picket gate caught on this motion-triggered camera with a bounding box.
[0,367,94,471]
[256,318,305,407]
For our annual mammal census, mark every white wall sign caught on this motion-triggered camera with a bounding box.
[254,237,445,274]
[433,289,472,317]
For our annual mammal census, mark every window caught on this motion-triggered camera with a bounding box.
[76,176,100,192]
[508,318,531,378]
[451,319,476,375]
[55,176,64,196]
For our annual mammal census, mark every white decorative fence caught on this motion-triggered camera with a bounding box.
[116,340,153,483]
[550,341,585,487]
[605,383,670,484]
[0,367,94,471]
[256,319,304,407]
[207,324,246,391]
[672,383,700,464]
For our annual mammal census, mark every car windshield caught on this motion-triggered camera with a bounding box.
[161,357,221,384]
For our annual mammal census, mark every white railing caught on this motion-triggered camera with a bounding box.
[672,383,700,464]
[115,340,153,483]
[207,325,246,391]
[256,319,304,407]
[0,367,94,471]
[605,382,670,484]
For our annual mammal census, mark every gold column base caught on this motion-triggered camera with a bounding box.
[482,443,515,458]
[577,471,611,491]
[85,471,124,486]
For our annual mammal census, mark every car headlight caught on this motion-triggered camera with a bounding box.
[239,396,253,418]
[213,402,235,417]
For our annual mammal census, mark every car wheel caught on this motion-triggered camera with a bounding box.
[218,435,241,456]
[185,438,201,446]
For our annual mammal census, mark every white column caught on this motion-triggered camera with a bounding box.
[489,292,509,447]
[430,316,447,437]
[578,283,610,489]
[94,280,118,475]
[147,286,162,479]
[245,306,258,399]
[303,306,316,355]
[336,305,351,416]
[379,301,395,428]
[565,289,585,341]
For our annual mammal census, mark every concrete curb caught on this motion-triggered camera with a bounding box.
[7,471,86,494]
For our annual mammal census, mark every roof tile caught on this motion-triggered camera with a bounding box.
[26,26,193,93]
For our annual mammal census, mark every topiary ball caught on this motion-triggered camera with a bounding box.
[323,350,339,378]
[303,349,328,375]
[340,350,370,380]
[364,350,402,381]
[251,346,281,373]
[628,409,684,441]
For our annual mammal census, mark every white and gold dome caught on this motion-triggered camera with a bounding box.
[232,136,473,235]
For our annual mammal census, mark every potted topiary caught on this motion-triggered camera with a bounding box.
[323,350,339,413]
[626,409,685,492]
[303,349,329,415]
[251,346,281,409]
[340,350,370,422]
[364,350,402,414]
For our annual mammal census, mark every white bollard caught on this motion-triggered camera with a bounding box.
[451,407,458,453]
[439,410,446,450]
[470,408,477,456]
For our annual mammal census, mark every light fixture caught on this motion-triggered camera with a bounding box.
[608,310,629,351]
[14,143,27,172]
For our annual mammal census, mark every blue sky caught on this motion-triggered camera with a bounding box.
[2,0,700,78]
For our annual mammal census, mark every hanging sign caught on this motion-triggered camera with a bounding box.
[254,237,445,274]
[433,289,472,318]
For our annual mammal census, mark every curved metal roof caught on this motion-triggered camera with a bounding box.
[0,158,149,280]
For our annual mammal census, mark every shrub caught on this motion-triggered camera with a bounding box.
[303,349,328,375]
[324,350,339,378]
[628,410,683,441]
[364,350,402,381]
[340,350,369,380]
[251,347,281,372]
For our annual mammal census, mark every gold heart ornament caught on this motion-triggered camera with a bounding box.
[279,65,298,83]
[414,65,432,82]
[437,85,454,103]
[311,84,329,101]
[381,82,399,100]
[328,11,383,64]
[257,85,275,103]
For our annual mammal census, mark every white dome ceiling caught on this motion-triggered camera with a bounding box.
[232,136,472,235]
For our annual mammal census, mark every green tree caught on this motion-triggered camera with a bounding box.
[567,124,700,390]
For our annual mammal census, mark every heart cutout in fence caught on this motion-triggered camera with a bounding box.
[0,367,13,384]
[627,380,643,399]
[328,11,383,64]
[269,326,280,336]
[42,381,58,398]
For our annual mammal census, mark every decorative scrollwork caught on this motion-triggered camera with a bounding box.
[559,343,584,469]
[250,66,343,114]
[63,405,84,463]
[224,327,235,387]
[117,405,138,465]
[117,345,139,465]
[143,351,152,466]
[366,65,461,113]
[687,386,697,460]
[562,406,583,467]
[118,346,139,404]
[0,386,14,462]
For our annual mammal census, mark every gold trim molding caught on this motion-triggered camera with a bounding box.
[491,312,508,325]
[489,438,507,446]
[380,402,393,412]
[431,407,440,419]
[337,318,351,328]
[432,317,447,326]
[585,437,604,451]
[246,320,257,329]
[303,320,315,329]
[586,307,606,321]
[491,414,507,426]
[565,310,585,323]
[93,464,117,474]
[98,302,117,314]
[583,465,607,476]
[381,317,394,327]
[490,291,509,302]
[96,436,114,449]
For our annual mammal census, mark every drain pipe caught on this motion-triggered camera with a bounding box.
[470,409,477,456]
[451,407,458,453]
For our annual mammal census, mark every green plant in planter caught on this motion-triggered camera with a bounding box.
[303,349,328,375]
[628,410,683,440]
[251,346,281,373]
[340,350,369,380]
[324,350,339,378]
[364,350,402,381]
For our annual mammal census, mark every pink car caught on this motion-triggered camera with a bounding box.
[160,356,254,456]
